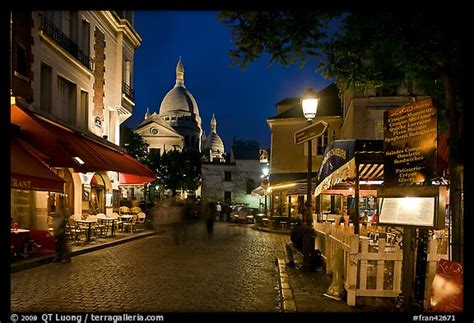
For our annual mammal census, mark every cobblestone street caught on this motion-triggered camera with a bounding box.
[11,222,289,312]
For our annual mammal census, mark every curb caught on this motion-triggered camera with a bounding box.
[276,257,297,312]
[11,230,157,273]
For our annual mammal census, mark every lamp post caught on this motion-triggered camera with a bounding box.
[301,88,319,271]
[262,166,269,216]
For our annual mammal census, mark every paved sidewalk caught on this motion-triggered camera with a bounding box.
[255,224,391,312]
[276,256,390,313]
[11,229,157,273]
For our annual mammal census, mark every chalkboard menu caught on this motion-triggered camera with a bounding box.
[383,98,437,186]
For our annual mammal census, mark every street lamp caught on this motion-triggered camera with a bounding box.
[301,88,318,271]
[301,88,319,223]
[262,166,270,216]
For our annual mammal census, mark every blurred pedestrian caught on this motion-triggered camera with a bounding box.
[50,195,71,263]
[216,202,222,221]
[205,201,217,237]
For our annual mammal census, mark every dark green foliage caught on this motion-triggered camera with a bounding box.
[120,125,150,165]
[149,149,202,196]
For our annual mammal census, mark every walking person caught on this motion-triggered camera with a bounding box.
[205,201,217,238]
[50,195,71,263]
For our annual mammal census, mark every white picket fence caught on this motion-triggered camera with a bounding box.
[314,222,448,306]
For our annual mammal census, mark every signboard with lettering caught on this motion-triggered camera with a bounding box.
[95,116,102,128]
[294,121,328,145]
[377,186,445,229]
[383,98,437,186]
[378,197,437,227]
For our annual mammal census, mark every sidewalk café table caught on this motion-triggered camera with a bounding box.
[10,228,31,257]
[75,219,97,242]
[119,215,133,222]
[118,215,133,232]
[97,217,116,237]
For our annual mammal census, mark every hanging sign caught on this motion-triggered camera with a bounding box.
[383,98,437,186]
[294,120,328,145]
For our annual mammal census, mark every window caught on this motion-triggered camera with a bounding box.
[65,11,78,44]
[317,129,329,155]
[375,120,384,139]
[224,171,232,181]
[16,45,27,77]
[79,90,89,130]
[81,19,90,56]
[40,63,52,113]
[246,179,256,194]
[57,76,77,125]
[124,59,131,86]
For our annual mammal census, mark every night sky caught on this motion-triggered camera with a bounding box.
[127,11,333,150]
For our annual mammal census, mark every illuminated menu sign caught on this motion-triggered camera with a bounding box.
[383,98,437,186]
[378,197,436,227]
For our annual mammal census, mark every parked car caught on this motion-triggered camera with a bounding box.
[231,206,259,223]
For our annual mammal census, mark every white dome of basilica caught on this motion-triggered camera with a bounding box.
[203,114,225,157]
[159,57,199,115]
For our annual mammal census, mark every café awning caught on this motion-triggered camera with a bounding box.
[314,140,384,196]
[11,103,156,180]
[119,172,156,185]
[11,135,65,192]
[251,186,265,197]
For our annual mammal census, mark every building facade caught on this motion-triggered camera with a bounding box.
[10,11,152,237]
[266,83,343,217]
[201,140,263,209]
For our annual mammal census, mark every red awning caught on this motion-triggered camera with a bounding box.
[119,172,156,185]
[11,136,65,192]
[11,103,156,180]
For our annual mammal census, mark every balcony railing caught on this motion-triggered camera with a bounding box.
[122,82,135,102]
[39,14,94,71]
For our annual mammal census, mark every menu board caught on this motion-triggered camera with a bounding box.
[378,197,436,227]
[384,98,437,186]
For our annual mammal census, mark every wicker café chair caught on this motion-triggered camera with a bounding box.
[119,206,130,215]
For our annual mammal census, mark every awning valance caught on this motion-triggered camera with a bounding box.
[251,186,265,197]
[119,172,156,185]
[314,140,384,196]
[285,180,317,196]
[11,103,156,180]
[11,136,65,192]
[314,159,384,196]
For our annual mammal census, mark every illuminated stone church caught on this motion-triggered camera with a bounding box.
[135,58,203,155]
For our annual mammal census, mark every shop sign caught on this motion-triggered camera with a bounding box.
[95,116,102,128]
[383,98,437,187]
[11,178,31,189]
[294,120,328,145]
[317,140,355,183]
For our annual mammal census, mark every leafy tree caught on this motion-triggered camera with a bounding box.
[220,11,465,261]
[120,125,150,165]
[149,149,201,197]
